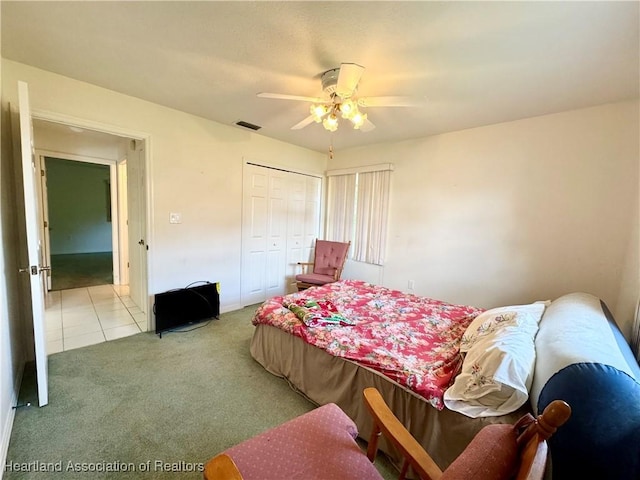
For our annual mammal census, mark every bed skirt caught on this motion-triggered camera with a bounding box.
[250,323,528,470]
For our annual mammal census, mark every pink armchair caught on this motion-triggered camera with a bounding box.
[204,402,381,480]
[203,388,571,480]
[295,240,351,291]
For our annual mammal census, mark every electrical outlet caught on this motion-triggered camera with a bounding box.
[408,280,415,290]
[169,213,182,224]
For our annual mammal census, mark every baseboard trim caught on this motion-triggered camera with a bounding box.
[221,303,242,314]
[0,364,24,480]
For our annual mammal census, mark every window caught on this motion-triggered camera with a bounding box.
[326,164,392,265]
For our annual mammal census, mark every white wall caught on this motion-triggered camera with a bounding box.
[35,125,122,162]
[332,100,639,339]
[2,59,327,313]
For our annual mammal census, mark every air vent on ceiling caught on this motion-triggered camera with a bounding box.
[235,121,262,131]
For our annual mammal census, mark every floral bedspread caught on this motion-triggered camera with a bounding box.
[252,279,483,410]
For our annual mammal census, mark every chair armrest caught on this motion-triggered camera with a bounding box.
[363,387,443,480]
[204,454,243,480]
[296,262,314,275]
[515,400,571,480]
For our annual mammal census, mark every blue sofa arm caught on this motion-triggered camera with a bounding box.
[539,362,640,479]
[531,293,640,479]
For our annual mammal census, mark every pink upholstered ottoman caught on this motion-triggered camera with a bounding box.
[224,403,383,479]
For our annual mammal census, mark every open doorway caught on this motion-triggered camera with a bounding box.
[31,118,150,352]
[45,157,114,291]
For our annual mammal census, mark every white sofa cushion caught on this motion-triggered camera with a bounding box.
[530,292,638,413]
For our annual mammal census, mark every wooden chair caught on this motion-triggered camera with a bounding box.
[203,388,571,480]
[363,388,571,480]
[295,239,350,290]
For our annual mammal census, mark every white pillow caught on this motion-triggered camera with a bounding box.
[444,302,547,418]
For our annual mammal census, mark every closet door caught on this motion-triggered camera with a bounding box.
[286,174,306,293]
[304,176,322,263]
[242,165,270,305]
[285,175,322,293]
[242,164,322,305]
[264,172,288,299]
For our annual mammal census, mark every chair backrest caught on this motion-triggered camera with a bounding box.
[312,240,350,280]
[363,387,571,480]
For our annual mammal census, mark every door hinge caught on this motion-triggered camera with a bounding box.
[44,220,48,228]
[40,169,45,177]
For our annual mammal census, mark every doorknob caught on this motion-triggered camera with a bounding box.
[19,266,51,275]
[138,239,145,246]
[19,266,39,275]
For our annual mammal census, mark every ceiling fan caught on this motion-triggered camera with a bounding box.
[258,63,425,133]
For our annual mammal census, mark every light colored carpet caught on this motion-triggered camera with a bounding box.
[6,305,396,479]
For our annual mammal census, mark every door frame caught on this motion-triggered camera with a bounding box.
[30,109,154,328]
[35,149,121,287]
[117,159,129,286]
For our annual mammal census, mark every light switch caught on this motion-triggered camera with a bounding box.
[169,213,182,224]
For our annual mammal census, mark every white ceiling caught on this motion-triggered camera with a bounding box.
[2,1,639,154]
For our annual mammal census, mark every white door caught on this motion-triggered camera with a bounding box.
[17,81,49,407]
[126,140,147,315]
[241,164,322,304]
[303,176,322,263]
[108,163,120,285]
[241,164,289,305]
[286,175,321,293]
[265,173,288,298]
[117,159,129,286]
[241,165,269,305]
[286,176,306,293]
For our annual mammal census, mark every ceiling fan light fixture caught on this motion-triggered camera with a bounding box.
[351,111,367,129]
[261,63,413,134]
[339,99,357,119]
[310,103,328,122]
[323,113,339,132]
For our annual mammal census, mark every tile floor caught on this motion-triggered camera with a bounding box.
[44,284,148,354]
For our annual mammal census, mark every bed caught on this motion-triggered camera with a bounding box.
[250,279,530,469]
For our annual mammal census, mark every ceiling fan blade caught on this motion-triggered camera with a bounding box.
[291,115,317,130]
[336,63,365,98]
[358,96,427,107]
[258,92,325,103]
[359,118,376,132]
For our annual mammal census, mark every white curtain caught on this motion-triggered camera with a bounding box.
[326,174,356,244]
[353,170,390,265]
